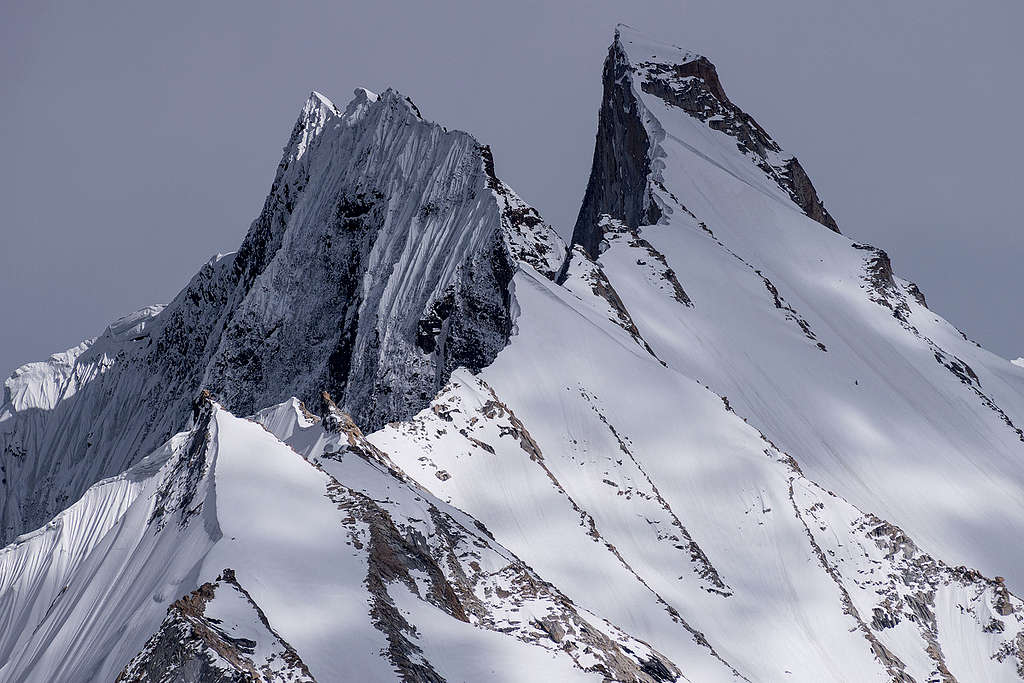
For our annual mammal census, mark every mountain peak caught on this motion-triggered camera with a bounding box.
[379,86,425,119]
[0,78,565,543]
[350,87,378,103]
[6,23,1024,683]
[572,24,838,256]
[286,90,343,162]
[614,25,730,108]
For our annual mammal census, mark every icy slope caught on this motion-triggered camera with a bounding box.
[567,24,1024,591]
[0,87,564,545]
[0,396,677,682]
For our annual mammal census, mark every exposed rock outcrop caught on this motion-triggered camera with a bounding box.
[117,569,316,683]
[253,397,683,683]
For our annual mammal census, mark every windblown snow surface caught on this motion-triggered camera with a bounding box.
[2,24,1023,683]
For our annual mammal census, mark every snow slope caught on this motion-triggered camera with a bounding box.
[370,25,1024,681]
[582,24,1024,591]
[372,266,1024,681]
[0,397,677,682]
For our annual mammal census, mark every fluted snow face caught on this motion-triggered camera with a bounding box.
[0,87,563,545]
[205,86,541,424]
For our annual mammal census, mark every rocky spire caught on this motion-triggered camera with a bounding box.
[572,25,838,260]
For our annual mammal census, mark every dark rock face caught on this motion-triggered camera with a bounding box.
[149,396,215,531]
[781,157,840,233]
[907,282,928,308]
[571,40,663,260]
[858,244,913,323]
[429,240,516,384]
[199,92,524,430]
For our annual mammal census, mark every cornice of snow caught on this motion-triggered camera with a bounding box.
[614,23,706,74]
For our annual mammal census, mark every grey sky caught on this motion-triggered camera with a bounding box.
[2,0,1021,377]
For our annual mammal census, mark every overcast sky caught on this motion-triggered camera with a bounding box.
[2,0,1021,376]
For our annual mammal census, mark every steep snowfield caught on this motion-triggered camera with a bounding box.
[367,24,1024,681]
[371,267,1024,681]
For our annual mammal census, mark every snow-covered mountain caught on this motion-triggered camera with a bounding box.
[2,24,1023,682]
[0,86,562,547]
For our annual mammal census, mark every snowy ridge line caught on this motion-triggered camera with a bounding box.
[116,567,317,682]
[247,394,683,682]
